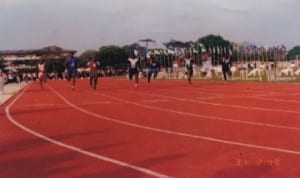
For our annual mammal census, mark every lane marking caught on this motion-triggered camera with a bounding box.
[142,99,169,103]
[75,87,300,132]
[253,96,300,104]
[112,90,300,131]
[5,84,171,178]
[159,85,300,101]
[175,84,300,96]
[15,103,57,107]
[196,96,222,100]
[12,101,112,108]
[80,101,112,105]
[101,90,300,131]
[192,88,300,104]
[50,86,300,156]
[127,90,300,114]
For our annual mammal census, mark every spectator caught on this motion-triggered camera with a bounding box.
[0,69,8,94]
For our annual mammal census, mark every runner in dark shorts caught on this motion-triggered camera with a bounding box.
[184,53,194,84]
[128,52,141,88]
[65,54,78,91]
[147,54,159,84]
[221,53,232,83]
[87,57,100,90]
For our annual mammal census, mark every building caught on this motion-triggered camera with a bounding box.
[0,46,76,71]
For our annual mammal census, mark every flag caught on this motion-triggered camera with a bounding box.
[281,44,287,53]
[198,43,206,53]
[217,46,220,54]
[212,47,216,54]
[161,49,168,55]
[228,47,232,56]
[198,43,205,49]
[192,47,198,54]
[143,49,148,58]
[146,52,150,58]
[233,44,239,53]
[167,49,175,55]
[154,49,160,55]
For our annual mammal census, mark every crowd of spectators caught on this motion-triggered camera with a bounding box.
[2,67,127,84]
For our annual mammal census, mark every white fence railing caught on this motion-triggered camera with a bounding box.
[152,61,300,82]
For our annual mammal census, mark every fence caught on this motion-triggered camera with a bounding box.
[151,60,300,82]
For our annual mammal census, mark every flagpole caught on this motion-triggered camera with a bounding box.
[197,45,200,66]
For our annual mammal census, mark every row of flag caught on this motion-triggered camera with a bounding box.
[132,42,287,59]
[133,44,232,58]
[232,43,287,55]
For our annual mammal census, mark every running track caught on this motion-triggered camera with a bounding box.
[1,78,300,178]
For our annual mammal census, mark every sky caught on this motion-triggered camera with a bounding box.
[0,0,299,55]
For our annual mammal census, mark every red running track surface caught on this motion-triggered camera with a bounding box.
[1,78,300,178]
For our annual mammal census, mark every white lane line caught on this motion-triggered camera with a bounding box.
[196,96,222,100]
[142,99,169,103]
[127,90,300,114]
[75,87,300,132]
[15,103,58,107]
[253,96,300,104]
[99,92,300,131]
[76,87,300,131]
[80,101,112,105]
[195,92,300,105]
[5,85,171,178]
[191,87,300,104]
[55,87,300,156]
[114,90,300,131]
[12,101,111,108]
[177,84,300,95]
[167,85,300,101]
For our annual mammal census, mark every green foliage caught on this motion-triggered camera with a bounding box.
[45,57,65,73]
[197,34,231,49]
[78,49,98,67]
[0,58,6,70]
[96,46,128,69]
[12,60,37,66]
[287,46,300,60]
[123,43,143,55]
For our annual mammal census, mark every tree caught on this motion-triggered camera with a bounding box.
[0,58,6,71]
[163,39,191,49]
[287,46,300,60]
[96,46,128,69]
[197,34,232,64]
[197,34,231,49]
[78,49,98,67]
[123,43,145,55]
[45,57,65,74]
